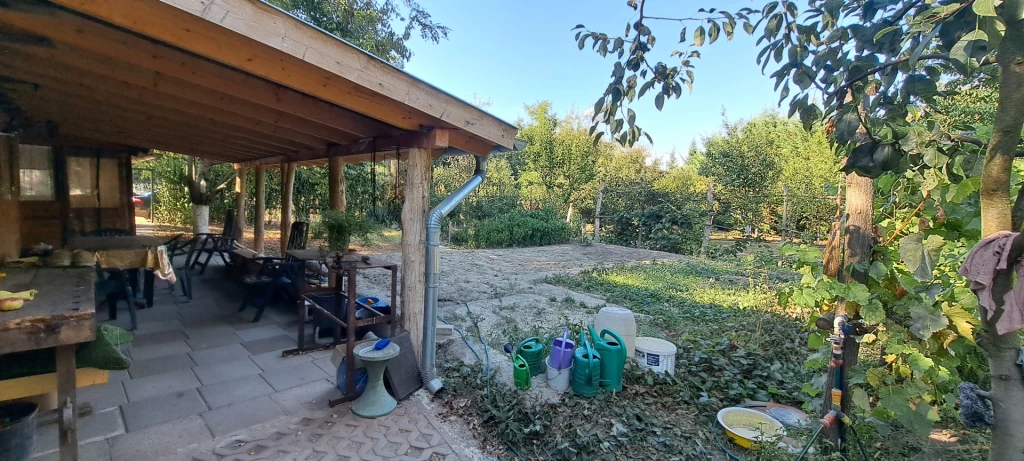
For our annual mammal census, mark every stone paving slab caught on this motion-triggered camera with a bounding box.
[33,408,124,457]
[193,357,262,385]
[123,368,202,402]
[268,379,341,416]
[248,348,312,372]
[108,415,213,461]
[260,361,329,392]
[235,324,289,342]
[33,440,110,461]
[240,335,295,355]
[190,343,252,367]
[199,375,275,409]
[77,381,127,412]
[131,329,188,347]
[129,352,197,379]
[201,396,285,438]
[189,398,459,461]
[186,332,244,351]
[121,389,209,432]
[129,339,193,361]
[133,319,186,335]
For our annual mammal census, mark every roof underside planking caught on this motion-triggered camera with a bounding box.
[0,0,518,166]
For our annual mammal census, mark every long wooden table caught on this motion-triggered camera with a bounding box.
[69,235,166,307]
[0,267,96,461]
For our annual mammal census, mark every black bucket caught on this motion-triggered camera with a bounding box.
[0,402,38,461]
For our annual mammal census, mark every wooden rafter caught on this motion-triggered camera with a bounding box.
[236,129,454,168]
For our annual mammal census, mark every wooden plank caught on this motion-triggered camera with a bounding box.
[233,165,248,240]
[0,61,322,153]
[400,147,433,362]
[0,134,20,261]
[0,5,403,140]
[279,162,295,256]
[236,129,450,168]
[0,44,358,145]
[10,89,290,157]
[254,165,266,254]
[0,368,108,402]
[43,0,518,153]
[0,268,96,355]
[55,344,78,461]
[0,53,333,148]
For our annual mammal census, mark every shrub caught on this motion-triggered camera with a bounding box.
[459,208,573,248]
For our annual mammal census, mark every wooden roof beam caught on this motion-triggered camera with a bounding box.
[236,129,453,168]
[44,0,518,153]
[0,4,405,140]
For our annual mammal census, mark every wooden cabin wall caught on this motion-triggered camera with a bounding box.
[0,134,20,261]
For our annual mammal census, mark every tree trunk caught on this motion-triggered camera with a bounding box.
[192,205,209,235]
[187,156,210,235]
[280,162,295,255]
[329,157,346,211]
[254,166,266,254]
[820,172,873,451]
[233,164,247,241]
[699,182,714,257]
[980,13,1024,461]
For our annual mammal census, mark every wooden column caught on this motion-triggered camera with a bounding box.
[401,147,433,361]
[55,345,78,461]
[329,156,346,211]
[0,134,20,261]
[254,165,266,254]
[280,162,295,255]
[233,164,248,241]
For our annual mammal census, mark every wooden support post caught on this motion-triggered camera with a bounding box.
[0,134,20,261]
[780,185,790,242]
[328,157,346,211]
[233,164,248,242]
[55,344,78,461]
[699,181,715,257]
[400,147,433,362]
[280,162,295,255]
[594,183,605,244]
[254,166,266,254]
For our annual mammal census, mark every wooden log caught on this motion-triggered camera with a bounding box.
[329,156,346,211]
[280,162,295,255]
[400,147,433,361]
[254,166,266,254]
[233,164,247,241]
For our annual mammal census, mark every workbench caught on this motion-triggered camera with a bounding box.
[0,267,96,461]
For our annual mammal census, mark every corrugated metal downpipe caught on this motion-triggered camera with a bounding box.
[420,153,489,394]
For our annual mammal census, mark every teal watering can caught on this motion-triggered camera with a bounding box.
[571,330,601,396]
[589,326,626,392]
[517,336,548,377]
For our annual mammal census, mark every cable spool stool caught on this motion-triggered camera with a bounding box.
[571,331,601,396]
[351,340,400,418]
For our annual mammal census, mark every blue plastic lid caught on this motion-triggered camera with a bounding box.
[373,338,391,350]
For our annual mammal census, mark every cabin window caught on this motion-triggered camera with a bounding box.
[68,157,121,208]
[18,145,54,201]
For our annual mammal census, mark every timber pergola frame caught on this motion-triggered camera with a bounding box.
[0,0,517,365]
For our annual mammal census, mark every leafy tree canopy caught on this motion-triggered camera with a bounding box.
[266,0,449,67]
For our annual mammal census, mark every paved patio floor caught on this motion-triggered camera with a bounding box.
[30,264,461,461]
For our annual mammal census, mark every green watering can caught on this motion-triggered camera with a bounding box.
[517,336,548,377]
[571,330,602,396]
[512,352,531,390]
[589,326,626,392]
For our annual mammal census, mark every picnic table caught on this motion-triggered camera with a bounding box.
[69,235,166,307]
[0,267,96,461]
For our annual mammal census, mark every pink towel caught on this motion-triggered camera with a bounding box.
[958,231,1024,335]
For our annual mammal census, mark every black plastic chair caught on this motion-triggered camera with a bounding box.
[188,209,238,275]
[238,259,304,322]
[96,269,138,330]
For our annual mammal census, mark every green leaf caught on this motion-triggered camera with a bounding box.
[678,27,687,43]
[907,352,935,377]
[879,386,934,436]
[655,92,665,111]
[852,387,871,413]
[873,26,899,42]
[909,302,949,339]
[973,0,997,17]
[743,22,755,35]
[808,332,825,350]
[694,26,706,47]
[903,74,938,98]
[834,111,861,144]
[869,261,888,282]
[861,299,886,325]
[899,234,944,281]
[944,306,979,343]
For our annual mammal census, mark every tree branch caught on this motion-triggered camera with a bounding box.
[828,54,998,100]
[951,134,1024,157]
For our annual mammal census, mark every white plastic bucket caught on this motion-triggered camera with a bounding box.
[634,337,677,375]
[546,356,572,392]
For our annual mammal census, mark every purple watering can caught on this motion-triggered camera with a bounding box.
[548,328,576,370]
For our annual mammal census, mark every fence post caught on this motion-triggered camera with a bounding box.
[780,185,789,242]
[594,183,605,244]
[699,181,714,257]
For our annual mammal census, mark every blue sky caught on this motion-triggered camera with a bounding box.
[403,0,783,161]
